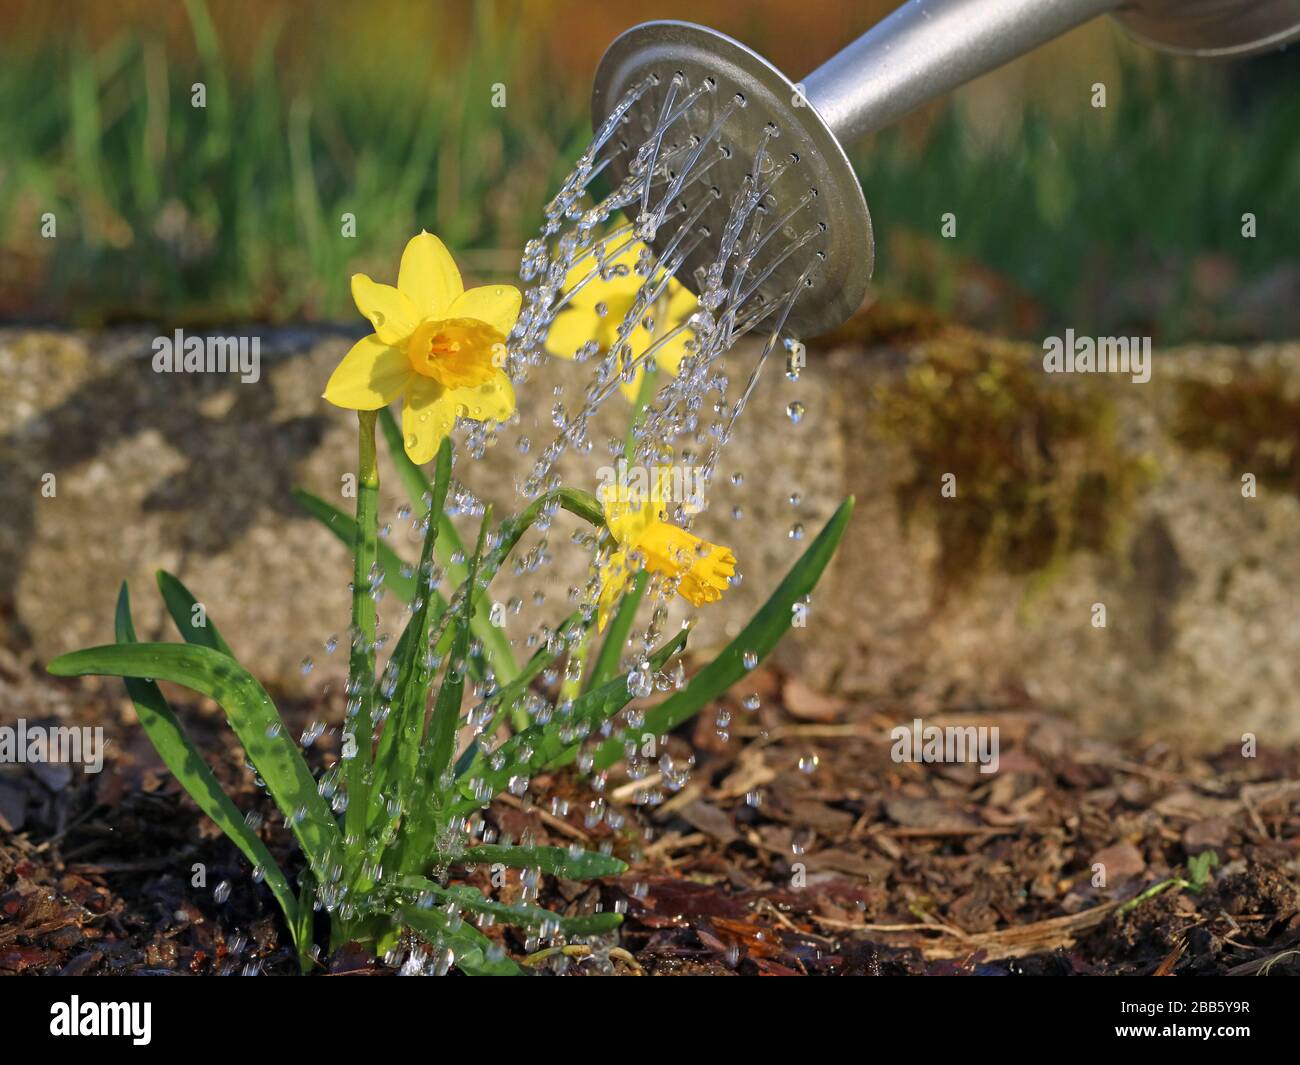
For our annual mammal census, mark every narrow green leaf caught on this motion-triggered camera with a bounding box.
[425,506,491,786]
[452,609,584,779]
[48,640,341,877]
[294,871,318,973]
[397,906,524,976]
[293,486,482,688]
[292,488,420,604]
[453,629,688,818]
[587,569,648,691]
[377,406,518,681]
[460,844,627,880]
[156,570,234,656]
[104,584,302,946]
[481,487,604,583]
[392,876,622,935]
[591,497,855,770]
[369,437,453,828]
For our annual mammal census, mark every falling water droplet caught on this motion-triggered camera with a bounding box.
[786,401,805,424]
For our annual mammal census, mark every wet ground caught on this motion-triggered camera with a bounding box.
[2,645,1298,976]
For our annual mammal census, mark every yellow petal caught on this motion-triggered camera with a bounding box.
[401,375,457,465]
[560,241,643,304]
[545,307,603,360]
[444,371,516,424]
[352,274,419,346]
[398,230,463,318]
[323,334,411,410]
[613,320,656,401]
[637,522,735,607]
[447,285,522,337]
[655,282,698,377]
[600,480,661,548]
[596,547,635,632]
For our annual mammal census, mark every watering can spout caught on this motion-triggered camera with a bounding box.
[803,0,1300,146]
[801,0,1120,146]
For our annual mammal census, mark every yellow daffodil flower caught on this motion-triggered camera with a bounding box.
[546,240,696,401]
[324,231,521,463]
[596,469,736,631]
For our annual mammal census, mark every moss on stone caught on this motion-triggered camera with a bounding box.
[1172,367,1300,497]
[873,332,1155,594]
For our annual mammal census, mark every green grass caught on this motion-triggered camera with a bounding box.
[0,0,591,323]
[0,1,1296,340]
[856,57,1300,341]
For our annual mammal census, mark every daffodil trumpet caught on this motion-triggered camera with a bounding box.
[595,469,736,632]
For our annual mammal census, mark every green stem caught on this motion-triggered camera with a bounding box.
[587,569,648,691]
[585,369,659,692]
[560,624,593,703]
[1117,877,1190,916]
[375,407,518,683]
[343,410,379,869]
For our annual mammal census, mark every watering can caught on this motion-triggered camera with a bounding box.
[591,0,1300,335]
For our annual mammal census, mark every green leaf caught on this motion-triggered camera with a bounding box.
[103,584,303,952]
[1187,850,1219,892]
[397,905,524,976]
[587,569,647,691]
[460,844,627,880]
[453,609,587,778]
[392,876,622,935]
[48,640,341,878]
[426,506,492,787]
[591,497,855,770]
[377,406,518,682]
[292,488,420,605]
[156,570,234,656]
[454,628,688,817]
[369,438,453,828]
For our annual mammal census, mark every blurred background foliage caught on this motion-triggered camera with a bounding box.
[1,0,1296,340]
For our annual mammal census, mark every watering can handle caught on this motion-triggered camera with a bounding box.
[801,0,1300,146]
[801,0,1123,145]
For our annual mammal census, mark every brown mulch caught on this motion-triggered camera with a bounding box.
[2,649,1298,976]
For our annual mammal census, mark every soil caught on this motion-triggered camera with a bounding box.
[2,646,1298,977]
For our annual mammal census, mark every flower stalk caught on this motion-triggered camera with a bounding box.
[343,409,380,872]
